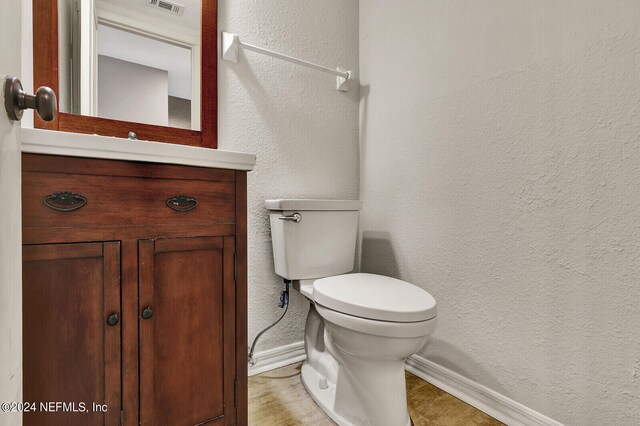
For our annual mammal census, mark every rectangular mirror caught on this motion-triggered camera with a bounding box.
[57,0,201,130]
[33,0,217,147]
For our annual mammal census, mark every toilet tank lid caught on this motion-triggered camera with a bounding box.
[265,199,362,211]
[313,273,437,322]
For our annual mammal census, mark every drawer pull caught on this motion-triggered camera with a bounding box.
[43,192,87,212]
[166,195,198,212]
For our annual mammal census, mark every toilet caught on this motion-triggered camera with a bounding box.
[265,199,437,426]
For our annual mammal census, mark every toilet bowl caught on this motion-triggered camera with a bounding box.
[296,274,436,426]
[265,199,438,426]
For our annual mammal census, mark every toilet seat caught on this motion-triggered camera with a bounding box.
[312,273,437,322]
[315,303,437,338]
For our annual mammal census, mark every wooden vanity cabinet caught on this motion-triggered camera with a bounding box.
[22,154,248,426]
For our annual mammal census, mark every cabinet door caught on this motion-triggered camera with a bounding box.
[139,237,230,426]
[22,242,121,426]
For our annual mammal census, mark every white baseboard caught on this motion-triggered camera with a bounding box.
[405,355,564,426]
[246,343,564,426]
[248,341,306,376]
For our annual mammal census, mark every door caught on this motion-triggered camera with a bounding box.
[139,237,231,425]
[22,242,122,426]
[0,1,22,424]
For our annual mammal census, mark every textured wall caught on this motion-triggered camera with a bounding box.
[359,1,640,424]
[218,0,359,352]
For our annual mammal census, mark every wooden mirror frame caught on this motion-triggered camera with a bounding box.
[33,0,218,148]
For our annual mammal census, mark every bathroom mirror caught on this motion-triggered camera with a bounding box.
[33,0,218,147]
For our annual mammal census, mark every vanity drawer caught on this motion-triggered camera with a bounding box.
[23,159,236,229]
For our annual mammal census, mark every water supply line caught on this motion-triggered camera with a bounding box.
[248,279,291,366]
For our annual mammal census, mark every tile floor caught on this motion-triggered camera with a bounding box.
[248,362,504,426]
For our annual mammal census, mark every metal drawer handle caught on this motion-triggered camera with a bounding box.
[278,213,301,223]
[43,192,87,212]
[166,195,198,212]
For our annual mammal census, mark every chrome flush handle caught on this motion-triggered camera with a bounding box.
[278,213,302,223]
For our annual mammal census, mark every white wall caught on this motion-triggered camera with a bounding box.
[97,24,193,100]
[21,0,33,128]
[218,0,359,352]
[359,1,640,425]
[0,1,23,425]
[98,55,169,126]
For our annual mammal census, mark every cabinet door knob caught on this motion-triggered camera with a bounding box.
[141,307,154,320]
[106,313,119,326]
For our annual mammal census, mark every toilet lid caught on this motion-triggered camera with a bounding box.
[312,273,437,322]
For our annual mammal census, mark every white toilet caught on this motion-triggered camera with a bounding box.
[265,199,437,426]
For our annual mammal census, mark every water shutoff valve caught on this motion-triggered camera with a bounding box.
[278,289,289,308]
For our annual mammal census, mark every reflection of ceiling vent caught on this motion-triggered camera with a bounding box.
[147,0,185,16]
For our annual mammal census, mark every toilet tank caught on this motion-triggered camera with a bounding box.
[265,199,362,280]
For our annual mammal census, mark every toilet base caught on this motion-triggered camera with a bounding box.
[301,362,354,426]
[300,361,411,426]
[300,303,416,426]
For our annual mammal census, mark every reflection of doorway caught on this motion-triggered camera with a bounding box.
[57,0,99,116]
[96,24,197,129]
[59,0,201,130]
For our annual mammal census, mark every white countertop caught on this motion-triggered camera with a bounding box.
[21,128,256,171]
